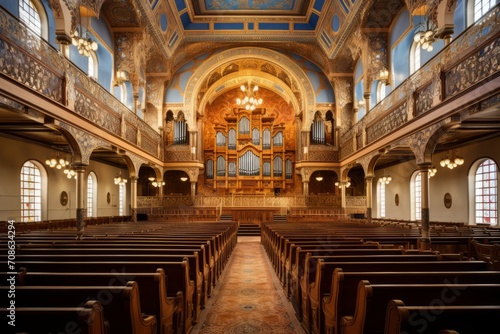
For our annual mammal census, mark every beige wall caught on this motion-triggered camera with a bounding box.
[0,136,129,222]
[373,136,500,224]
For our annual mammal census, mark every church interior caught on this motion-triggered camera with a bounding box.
[1,0,500,333]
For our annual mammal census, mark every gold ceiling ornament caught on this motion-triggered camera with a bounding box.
[236,83,263,111]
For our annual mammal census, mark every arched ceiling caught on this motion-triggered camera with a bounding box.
[97,0,406,74]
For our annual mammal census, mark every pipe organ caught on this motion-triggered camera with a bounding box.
[205,108,294,194]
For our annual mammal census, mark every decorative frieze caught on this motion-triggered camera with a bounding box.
[366,102,407,145]
[414,82,434,117]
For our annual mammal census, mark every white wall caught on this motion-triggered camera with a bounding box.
[0,136,129,222]
[372,136,500,224]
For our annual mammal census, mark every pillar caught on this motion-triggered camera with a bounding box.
[340,183,346,209]
[75,164,87,238]
[365,176,374,223]
[191,181,197,197]
[302,180,309,196]
[130,176,138,223]
[419,164,431,250]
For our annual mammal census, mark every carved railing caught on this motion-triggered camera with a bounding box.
[136,194,369,209]
[341,6,500,159]
[0,7,161,158]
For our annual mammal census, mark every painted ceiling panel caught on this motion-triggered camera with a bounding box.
[192,0,309,15]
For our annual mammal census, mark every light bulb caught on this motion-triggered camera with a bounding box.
[240,85,246,92]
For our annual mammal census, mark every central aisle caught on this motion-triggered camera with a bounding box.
[191,236,305,333]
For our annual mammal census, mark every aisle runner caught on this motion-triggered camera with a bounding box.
[192,237,304,333]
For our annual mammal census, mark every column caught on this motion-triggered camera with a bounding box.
[75,164,87,238]
[191,181,197,197]
[302,180,309,196]
[365,176,374,223]
[419,164,431,250]
[340,183,346,209]
[130,176,138,223]
[190,131,198,160]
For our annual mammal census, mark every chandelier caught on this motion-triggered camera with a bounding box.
[63,166,77,179]
[439,151,465,169]
[236,83,263,111]
[335,179,351,188]
[379,174,392,184]
[428,166,437,178]
[413,19,436,52]
[71,22,98,57]
[45,154,70,170]
[148,177,165,187]
[114,172,128,185]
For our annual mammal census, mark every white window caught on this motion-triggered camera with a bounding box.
[119,183,126,216]
[87,172,97,217]
[475,158,498,225]
[378,180,386,218]
[20,161,42,222]
[377,81,387,103]
[474,0,495,22]
[88,52,98,80]
[19,0,41,36]
[411,171,422,221]
[410,41,422,74]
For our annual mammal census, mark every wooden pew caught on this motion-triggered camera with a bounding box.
[0,281,157,334]
[0,300,105,334]
[294,253,441,327]
[14,252,203,324]
[341,281,500,334]
[385,300,500,334]
[11,268,177,334]
[318,268,500,334]
[4,260,193,334]
[16,245,210,310]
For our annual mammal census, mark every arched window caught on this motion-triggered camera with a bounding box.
[87,172,97,217]
[20,161,43,222]
[205,159,214,179]
[411,171,422,221]
[474,158,498,225]
[19,0,47,39]
[118,183,126,216]
[377,81,387,103]
[410,41,422,74]
[88,52,98,80]
[377,180,386,218]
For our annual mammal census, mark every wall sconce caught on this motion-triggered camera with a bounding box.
[180,176,188,182]
[148,176,164,187]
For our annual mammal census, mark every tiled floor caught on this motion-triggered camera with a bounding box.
[191,236,305,333]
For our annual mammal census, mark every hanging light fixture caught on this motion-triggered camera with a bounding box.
[379,171,392,184]
[335,179,351,188]
[114,172,128,185]
[236,83,263,111]
[180,176,188,182]
[428,166,437,178]
[63,165,77,179]
[439,151,464,169]
[379,69,389,83]
[413,18,436,52]
[71,13,98,57]
[148,176,165,187]
[45,153,70,170]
